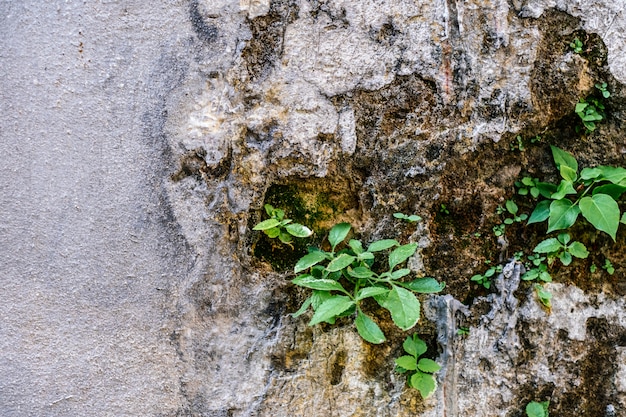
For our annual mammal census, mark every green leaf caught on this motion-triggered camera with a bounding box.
[253,218,281,231]
[525,401,547,417]
[550,180,577,200]
[527,200,551,225]
[536,182,557,198]
[568,241,589,259]
[377,286,421,331]
[575,102,588,113]
[390,268,411,279]
[328,222,351,249]
[264,204,275,216]
[551,146,578,177]
[581,167,603,181]
[367,239,399,252]
[560,166,577,182]
[533,238,562,254]
[348,239,364,254]
[356,286,389,300]
[593,184,626,199]
[559,251,572,266]
[547,199,581,233]
[292,276,347,292]
[579,194,620,240]
[265,227,280,238]
[348,266,374,279]
[400,278,445,293]
[506,200,518,215]
[417,358,441,373]
[597,166,626,184]
[395,355,417,370]
[389,243,418,269]
[309,296,355,326]
[357,251,375,261]
[621,212,626,225]
[355,311,386,344]
[311,290,332,310]
[410,372,437,399]
[285,223,313,238]
[326,253,356,272]
[278,231,293,244]
[292,297,312,317]
[534,284,552,308]
[294,251,328,273]
[403,335,427,357]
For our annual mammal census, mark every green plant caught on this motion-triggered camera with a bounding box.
[526,400,549,417]
[570,37,583,53]
[395,334,441,398]
[527,146,626,241]
[511,135,526,151]
[576,97,606,132]
[503,200,528,224]
[253,204,312,245]
[493,224,506,237]
[290,222,445,344]
[532,233,589,266]
[602,258,615,274]
[457,327,469,336]
[596,82,611,98]
[471,262,502,290]
[394,212,422,222]
[590,263,597,273]
[440,204,450,215]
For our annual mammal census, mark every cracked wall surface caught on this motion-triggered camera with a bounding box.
[2,0,626,416]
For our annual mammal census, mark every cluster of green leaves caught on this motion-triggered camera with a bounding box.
[527,146,626,241]
[290,222,445,344]
[253,204,312,244]
[575,83,610,132]
[492,200,527,237]
[511,134,542,152]
[570,37,583,53]
[471,262,502,290]
[526,400,549,417]
[395,334,441,398]
[591,258,615,274]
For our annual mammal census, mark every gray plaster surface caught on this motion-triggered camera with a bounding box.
[1,2,196,415]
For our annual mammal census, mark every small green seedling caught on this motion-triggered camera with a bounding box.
[471,263,502,290]
[534,284,552,309]
[493,224,505,237]
[596,82,610,98]
[503,200,528,224]
[254,204,312,244]
[394,212,423,222]
[532,233,589,266]
[395,334,441,398]
[440,204,450,215]
[602,259,615,275]
[590,263,598,273]
[570,37,583,54]
[576,97,606,132]
[526,400,549,417]
[511,135,526,152]
[531,135,542,144]
[457,327,469,336]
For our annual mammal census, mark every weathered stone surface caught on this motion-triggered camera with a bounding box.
[2,0,626,416]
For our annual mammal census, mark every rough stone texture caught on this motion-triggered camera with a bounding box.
[2,0,626,416]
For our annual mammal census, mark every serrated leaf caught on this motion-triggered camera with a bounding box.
[568,241,589,259]
[579,194,620,240]
[403,335,427,357]
[533,238,562,254]
[292,276,347,292]
[292,296,312,318]
[547,199,580,233]
[253,218,281,231]
[528,200,551,225]
[355,311,386,344]
[557,232,571,245]
[294,251,329,273]
[326,253,356,272]
[356,286,389,300]
[389,243,418,269]
[410,372,437,399]
[328,222,351,249]
[348,266,374,279]
[400,278,445,293]
[559,251,572,266]
[309,296,355,326]
[285,223,313,238]
[367,239,399,252]
[395,355,417,370]
[551,146,578,176]
[417,358,441,373]
[377,286,420,331]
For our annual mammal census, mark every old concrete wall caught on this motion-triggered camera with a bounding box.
[2,1,626,416]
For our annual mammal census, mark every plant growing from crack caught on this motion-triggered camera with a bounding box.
[253,204,312,245]
[526,400,549,417]
[395,334,441,398]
